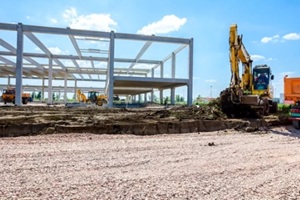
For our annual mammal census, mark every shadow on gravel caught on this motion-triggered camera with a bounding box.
[270,126,300,139]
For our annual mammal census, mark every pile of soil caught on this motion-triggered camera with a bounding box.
[0,104,290,137]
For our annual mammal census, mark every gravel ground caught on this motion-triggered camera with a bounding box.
[1,126,300,199]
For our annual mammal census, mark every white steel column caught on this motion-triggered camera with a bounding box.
[159,62,164,104]
[64,73,67,103]
[187,38,194,106]
[107,31,115,108]
[48,58,53,104]
[74,80,77,101]
[151,68,154,102]
[171,52,176,105]
[133,95,136,103]
[15,23,24,106]
[42,78,45,100]
[7,76,10,88]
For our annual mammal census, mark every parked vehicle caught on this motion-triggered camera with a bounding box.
[284,75,300,104]
[284,75,300,128]
[76,89,107,106]
[1,88,31,105]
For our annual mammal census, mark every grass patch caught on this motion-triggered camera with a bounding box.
[277,103,291,114]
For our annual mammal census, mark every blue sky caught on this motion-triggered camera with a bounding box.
[1,0,300,98]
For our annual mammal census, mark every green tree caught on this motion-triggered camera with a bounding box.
[56,93,60,101]
[175,95,180,102]
[31,92,36,100]
[36,92,42,100]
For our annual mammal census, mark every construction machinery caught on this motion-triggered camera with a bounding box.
[219,24,277,117]
[284,75,300,104]
[284,75,300,128]
[289,100,300,129]
[1,88,31,105]
[76,89,107,106]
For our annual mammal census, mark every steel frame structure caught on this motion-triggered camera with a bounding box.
[0,22,193,107]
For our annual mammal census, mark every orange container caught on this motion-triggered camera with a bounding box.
[284,75,300,103]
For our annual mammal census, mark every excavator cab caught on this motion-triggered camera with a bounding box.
[253,65,274,91]
[87,91,99,102]
[88,91,107,106]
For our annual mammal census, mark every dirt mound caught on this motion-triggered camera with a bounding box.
[0,104,291,137]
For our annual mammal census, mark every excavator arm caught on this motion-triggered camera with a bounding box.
[76,89,87,103]
[229,24,253,102]
[239,39,253,91]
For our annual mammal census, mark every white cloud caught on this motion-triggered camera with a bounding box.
[137,15,187,35]
[261,37,272,43]
[36,47,63,55]
[77,60,91,68]
[63,7,77,21]
[131,64,154,69]
[48,47,62,54]
[94,62,107,68]
[63,7,117,31]
[251,54,265,61]
[205,79,216,83]
[261,35,279,43]
[62,60,74,67]
[282,33,300,40]
[26,16,31,20]
[49,18,58,24]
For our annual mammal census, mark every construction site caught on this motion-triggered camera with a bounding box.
[1,22,300,199]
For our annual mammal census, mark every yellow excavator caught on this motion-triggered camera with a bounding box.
[219,24,277,117]
[76,89,107,106]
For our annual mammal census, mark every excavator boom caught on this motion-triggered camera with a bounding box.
[229,24,253,100]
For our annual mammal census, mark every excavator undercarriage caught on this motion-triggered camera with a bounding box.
[220,88,277,118]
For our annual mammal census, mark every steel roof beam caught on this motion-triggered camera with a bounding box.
[24,32,52,57]
[28,69,45,77]
[114,76,189,84]
[0,38,16,54]
[0,84,105,92]
[0,56,16,66]
[0,64,148,76]
[0,51,161,64]
[24,57,43,69]
[53,58,66,70]
[53,59,76,80]
[115,32,190,44]
[127,41,152,72]
[0,39,44,68]
[0,23,18,31]
[22,24,111,38]
[0,23,191,44]
[69,35,82,59]
[71,59,84,79]
[151,44,188,70]
[1,67,15,74]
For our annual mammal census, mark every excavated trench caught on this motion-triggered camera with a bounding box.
[0,104,291,137]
